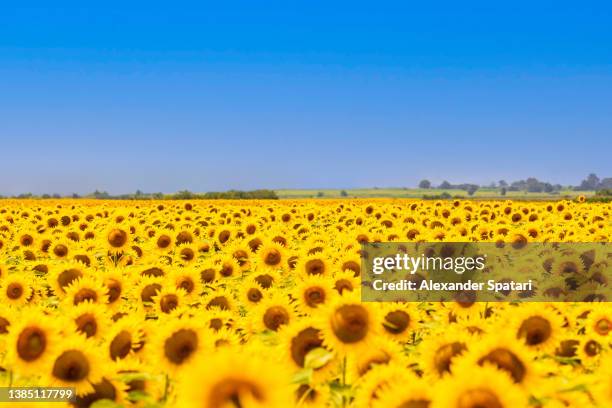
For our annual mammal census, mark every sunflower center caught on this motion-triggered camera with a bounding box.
[107,229,128,248]
[584,340,601,357]
[110,330,132,360]
[58,269,83,291]
[595,318,611,336]
[53,244,69,257]
[263,306,290,331]
[290,327,324,367]
[304,287,326,307]
[208,378,264,408]
[17,327,47,361]
[207,296,230,310]
[457,388,503,408]
[74,288,97,305]
[358,351,391,376]
[157,235,172,249]
[383,311,410,335]
[0,317,10,334]
[52,350,90,382]
[106,280,122,303]
[434,342,467,375]
[247,288,263,303]
[477,348,525,383]
[342,261,361,277]
[141,283,162,302]
[177,231,193,244]
[160,294,179,313]
[164,329,198,365]
[517,316,552,346]
[209,318,223,331]
[7,283,23,299]
[305,259,324,275]
[331,304,369,344]
[180,248,195,262]
[200,268,216,283]
[142,267,164,277]
[75,314,97,338]
[220,264,234,277]
[179,278,194,293]
[218,230,231,244]
[264,249,281,266]
[334,279,353,294]
[255,274,273,289]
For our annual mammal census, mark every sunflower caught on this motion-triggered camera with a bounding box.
[249,293,296,333]
[68,301,110,340]
[257,241,287,271]
[372,375,433,408]
[71,376,129,408]
[419,326,472,378]
[348,336,409,381]
[152,228,175,253]
[106,316,144,362]
[353,363,418,408]
[46,334,104,396]
[0,273,34,306]
[331,270,360,296]
[149,316,209,374]
[432,364,528,408]
[174,242,199,266]
[63,275,108,306]
[452,332,539,389]
[511,304,564,353]
[316,291,378,356]
[48,260,90,298]
[378,303,418,342]
[171,267,203,300]
[295,253,331,278]
[5,307,60,376]
[584,304,611,339]
[105,226,131,255]
[175,347,293,408]
[294,275,336,313]
[239,277,269,306]
[151,287,188,316]
[278,318,338,382]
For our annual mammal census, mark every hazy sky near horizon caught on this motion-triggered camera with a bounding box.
[1,2,611,195]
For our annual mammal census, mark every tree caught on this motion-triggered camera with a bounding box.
[438,181,452,189]
[418,179,431,189]
[500,187,507,196]
[340,190,349,197]
[466,185,479,196]
[576,173,601,190]
[498,180,508,187]
[316,192,324,197]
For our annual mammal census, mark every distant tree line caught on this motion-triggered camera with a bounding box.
[417,173,611,196]
[0,189,279,200]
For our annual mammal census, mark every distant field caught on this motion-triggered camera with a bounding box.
[275,188,595,199]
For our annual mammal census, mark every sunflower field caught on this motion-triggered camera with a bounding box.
[0,199,610,408]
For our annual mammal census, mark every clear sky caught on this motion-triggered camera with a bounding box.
[1,1,611,195]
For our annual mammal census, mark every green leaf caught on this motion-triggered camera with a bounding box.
[291,368,313,384]
[128,390,151,402]
[117,371,154,382]
[304,347,334,370]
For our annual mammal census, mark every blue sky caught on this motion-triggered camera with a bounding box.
[1,1,611,195]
